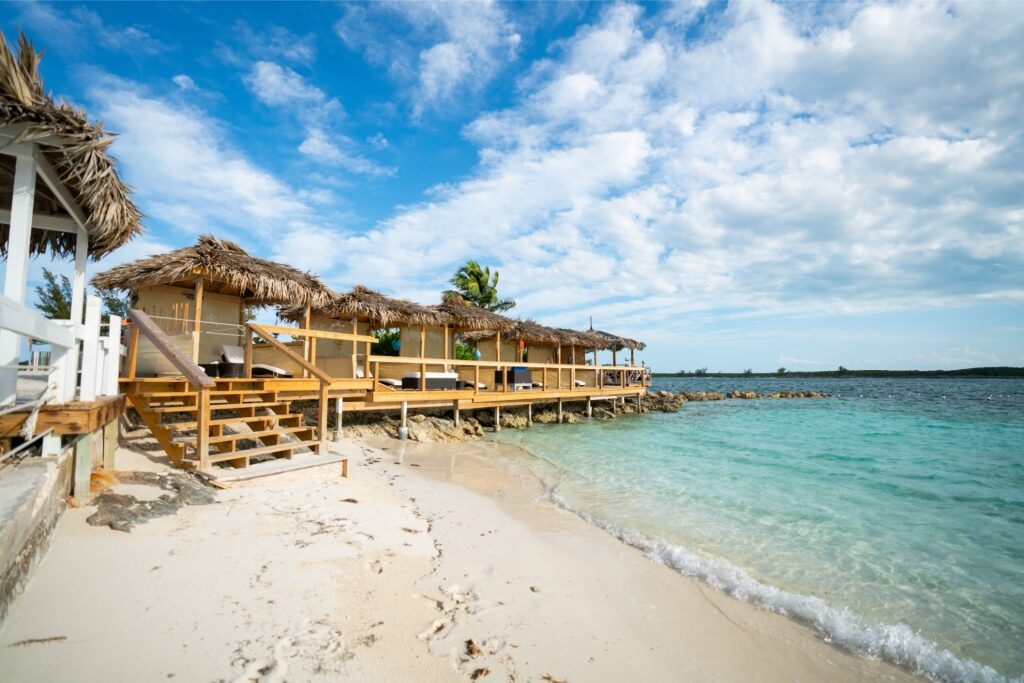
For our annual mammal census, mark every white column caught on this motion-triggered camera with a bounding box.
[79,296,102,402]
[0,153,37,406]
[62,230,88,402]
[103,315,121,395]
[399,401,408,440]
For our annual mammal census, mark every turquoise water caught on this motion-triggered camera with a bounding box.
[494,378,1024,682]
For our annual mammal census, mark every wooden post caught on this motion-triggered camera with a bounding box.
[334,397,344,442]
[73,430,93,502]
[420,325,427,390]
[637,392,642,413]
[474,365,480,393]
[63,230,88,402]
[244,327,254,378]
[612,349,617,367]
[527,403,532,426]
[587,396,592,417]
[453,401,460,426]
[0,153,36,406]
[630,349,635,368]
[102,419,118,469]
[192,277,204,362]
[302,305,312,378]
[374,361,380,390]
[196,388,210,472]
[350,319,358,380]
[571,366,576,391]
[399,401,409,440]
[494,406,501,432]
[556,344,562,391]
[318,382,329,452]
[557,398,563,423]
[126,324,140,380]
[443,325,449,361]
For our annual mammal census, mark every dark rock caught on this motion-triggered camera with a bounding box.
[86,471,216,533]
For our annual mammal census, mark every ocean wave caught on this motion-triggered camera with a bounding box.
[547,489,1019,683]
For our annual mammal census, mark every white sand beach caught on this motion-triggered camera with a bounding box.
[0,436,921,682]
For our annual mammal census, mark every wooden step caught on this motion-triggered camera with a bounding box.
[166,413,304,431]
[135,389,280,399]
[150,401,289,414]
[208,426,314,444]
[208,439,319,464]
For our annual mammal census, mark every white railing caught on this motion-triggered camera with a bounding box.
[0,294,122,405]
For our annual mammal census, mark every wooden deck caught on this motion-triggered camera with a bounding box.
[0,395,125,438]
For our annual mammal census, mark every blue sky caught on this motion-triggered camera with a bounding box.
[2,0,1022,372]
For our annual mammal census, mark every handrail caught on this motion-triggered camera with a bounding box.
[247,323,332,383]
[255,323,377,344]
[366,354,642,372]
[127,309,215,389]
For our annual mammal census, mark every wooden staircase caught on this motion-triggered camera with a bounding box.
[124,378,322,470]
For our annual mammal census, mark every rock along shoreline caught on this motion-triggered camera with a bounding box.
[305,389,830,444]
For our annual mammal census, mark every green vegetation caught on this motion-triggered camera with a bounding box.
[454,340,477,360]
[34,268,71,320]
[655,367,1024,378]
[444,260,516,313]
[372,328,401,356]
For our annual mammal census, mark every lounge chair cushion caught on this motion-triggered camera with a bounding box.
[402,371,459,380]
[221,345,245,364]
[252,363,291,378]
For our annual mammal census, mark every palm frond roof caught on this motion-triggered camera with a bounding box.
[0,32,142,259]
[91,234,332,307]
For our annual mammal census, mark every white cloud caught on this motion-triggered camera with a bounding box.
[244,61,328,107]
[172,74,196,91]
[14,4,168,56]
[329,0,1024,349]
[298,129,395,177]
[335,1,521,117]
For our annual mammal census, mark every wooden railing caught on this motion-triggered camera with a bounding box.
[247,323,340,452]
[126,309,215,470]
[365,354,645,395]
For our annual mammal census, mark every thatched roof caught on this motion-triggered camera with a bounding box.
[281,286,445,328]
[91,234,332,306]
[434,293,516,333]
[0,32,142,259]
[464,320,576,346]
[588,328,646,351]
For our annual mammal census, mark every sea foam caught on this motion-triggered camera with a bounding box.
[548,490,1018,683]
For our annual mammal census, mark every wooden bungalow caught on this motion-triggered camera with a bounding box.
[1,32,141,484]
[92,236,361,477]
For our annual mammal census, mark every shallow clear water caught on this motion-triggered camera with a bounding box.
[494,377,1024,682]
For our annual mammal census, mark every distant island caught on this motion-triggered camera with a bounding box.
[654,367,1024,378]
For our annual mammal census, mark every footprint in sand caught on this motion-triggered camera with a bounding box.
[367,558,383,575]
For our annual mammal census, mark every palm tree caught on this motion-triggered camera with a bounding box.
[444,260,515,313]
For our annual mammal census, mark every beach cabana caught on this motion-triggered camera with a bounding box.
[1,32,141,410]
[92,234,331,376]
[280,285,448,384]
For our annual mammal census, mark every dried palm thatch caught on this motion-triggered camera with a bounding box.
[587,328,646,351]
[91,234,332,307]
[281,285,446,328]
[463,319,575,346]
[0,32,142,259]
[434,292,516,332]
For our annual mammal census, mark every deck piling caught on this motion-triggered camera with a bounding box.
[453,401,460,427]
[494,406,501,432]
[334,397,344,442]
[399,401,409,440]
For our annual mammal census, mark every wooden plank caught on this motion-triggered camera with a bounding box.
[254,324,377,343]
[248,323,331,383]
[192,277,204,362]
[318,382,329,454]
[209,439,319,463]
[125,325,140,380]
[196,388,210,471]
[127,309,215,389]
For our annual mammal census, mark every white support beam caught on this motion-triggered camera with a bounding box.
[0,123,66,148]
[70,229,88,326]
[78,296,102,402]
[0,152,38,406]
[103,315,121,396]
[31,144,89,232]
[0,209,78,234]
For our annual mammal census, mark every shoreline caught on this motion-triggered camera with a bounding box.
[0,436,921,682]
